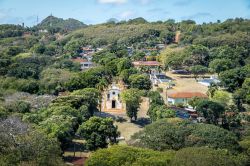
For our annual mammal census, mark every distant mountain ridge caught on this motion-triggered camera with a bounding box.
[36,15,87,30]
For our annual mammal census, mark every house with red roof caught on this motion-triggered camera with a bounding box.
[133,61,162,74]
[167,92,207,105]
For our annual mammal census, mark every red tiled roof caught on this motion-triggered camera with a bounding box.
[132,61,160,66]
[168,92,207,99]
[72,58,88,63]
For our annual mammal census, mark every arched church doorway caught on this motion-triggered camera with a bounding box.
[112,100,116,108]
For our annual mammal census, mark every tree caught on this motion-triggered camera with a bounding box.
[188,97,203,108]
[160,47,187,70]
[119,68,138,84]
[207,84,219,98]
[147,91,164,105]
[105,59,120,76]
[233,89,247,112]
[209,45,247,66]
[130,119,240,152]
[209,58,233,75]
[121,88,142,121]
[148,105,176,122]
[160,30,175,44]
[38,115,75,142]
[117,58,132,74]
[79,105,92,122]
[128,74,152,90]
[86,145,175,166]
[131,51,145,61]
[219,67,249,92]
[49,105,82,124]
[185,45,209,66]
[63,39,83,55]
[31,44,46,54]
[172,147,247,166]
[212,90,231,106]
[189,65,208,80]
[0,117,63,166]
[128,17,148,24]
[71,88,101,115]
[16,130,63,166]
[95,78,108,91]
[77,117,119,151]
[196,100,225,125]
[233,78,250,109]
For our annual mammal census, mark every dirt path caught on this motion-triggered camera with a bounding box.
[114,97,150,143]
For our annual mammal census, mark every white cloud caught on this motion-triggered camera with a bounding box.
[98,0,127,4]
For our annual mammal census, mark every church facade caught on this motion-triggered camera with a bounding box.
[101,83,125,113]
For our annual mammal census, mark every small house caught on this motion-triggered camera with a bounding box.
[72,57,95,70]
[167,92,207,105]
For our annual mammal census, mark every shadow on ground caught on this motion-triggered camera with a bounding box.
[64,156,87,166]
[132,117,151,127]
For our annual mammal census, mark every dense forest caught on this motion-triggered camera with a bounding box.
[0,16,250,165]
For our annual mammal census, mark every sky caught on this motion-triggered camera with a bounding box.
[0,0,249,26]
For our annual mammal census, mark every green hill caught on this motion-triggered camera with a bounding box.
[36,15,87,31]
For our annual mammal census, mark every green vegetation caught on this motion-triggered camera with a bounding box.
[86,145,247,166]
[196,99,225,125]
[0,117,64,166]
[131,119,240,153]
[77,117,119,151]
[36,15,87,32]
[121,88,142,121]
[0,17,249,165]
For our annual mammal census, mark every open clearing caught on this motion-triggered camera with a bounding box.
[165,71,209,94]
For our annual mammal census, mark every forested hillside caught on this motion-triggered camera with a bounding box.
[0,17,250,165]
[36,15,87,31]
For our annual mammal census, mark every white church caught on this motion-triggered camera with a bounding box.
[102,83,125,113]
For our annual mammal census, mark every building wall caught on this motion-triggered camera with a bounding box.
[168,97,188,105]
[106,89,123,110]
[80,62,94,70]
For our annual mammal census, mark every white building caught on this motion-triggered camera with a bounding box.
[167,92,208,105]
[72,57,95,70]
[80,61,94,70]
[102,83,125,112]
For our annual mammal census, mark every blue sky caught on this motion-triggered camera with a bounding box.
[0,0,249,26]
